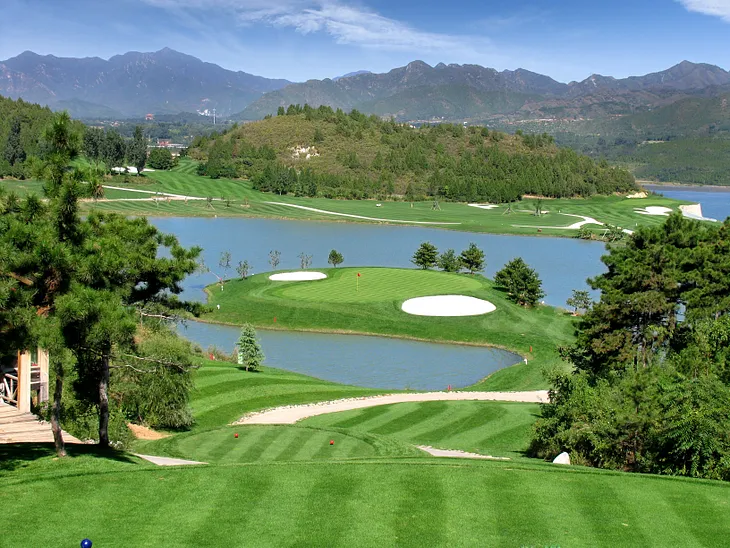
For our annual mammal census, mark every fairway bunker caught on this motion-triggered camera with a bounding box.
[401,295,496,317]
[269,271,328,281]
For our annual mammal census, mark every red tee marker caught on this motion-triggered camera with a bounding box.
[273,317,277,323]
[330,440,335,446]
[234,433,239,439]
[529,346,533,353]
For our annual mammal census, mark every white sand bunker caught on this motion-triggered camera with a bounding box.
[635,206,673,216]
[269,272,328,281]
[401,295,496,317]
[468,203,499,210]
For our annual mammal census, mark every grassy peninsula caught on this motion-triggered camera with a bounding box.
[203,267,576,390]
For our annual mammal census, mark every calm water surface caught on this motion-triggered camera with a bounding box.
[150,217,606,307]
[644,185,730,222]
[178,320,521,391]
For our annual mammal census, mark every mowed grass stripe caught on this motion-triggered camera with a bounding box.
[278,267,483,304]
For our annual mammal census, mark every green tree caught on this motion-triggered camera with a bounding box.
[495,258,545,306]
[313,128,325,143]
[566,289,592,315]
[412,242,438,269]
[438,249,461,273]
[127,126,147,176]
[328,249,344,268]
[459,243,485,274]
[148,148,174,170]
[3,117,25,166]
[236,260,250,279]
[277,106,286,116]
[237,324,264,372]
[83,127,104,161]
[101,130,125,173]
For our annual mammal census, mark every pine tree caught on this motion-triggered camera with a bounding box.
[412,242,438,269]
[459,243,485,274]
[3,117,25,166]
[495,258,545,307]
[328,249,344,267]
[238,324,264,372]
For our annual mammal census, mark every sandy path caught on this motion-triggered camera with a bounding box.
[264,202,461,225]
[234,391,549,425]
[513,213,603,230]
[416,445,510,460]
[135,454,207,466]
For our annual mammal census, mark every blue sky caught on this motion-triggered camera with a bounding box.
[1,0,729,82]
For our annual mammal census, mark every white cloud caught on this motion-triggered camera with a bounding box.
[677,0,730,22]
[141,0,488,55]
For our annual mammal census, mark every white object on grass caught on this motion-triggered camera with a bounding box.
[401,295,496,317]
[269,271,328,282]
[553,452,571,465]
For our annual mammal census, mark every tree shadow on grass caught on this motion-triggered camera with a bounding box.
[0,443,138,473]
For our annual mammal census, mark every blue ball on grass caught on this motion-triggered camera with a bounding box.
[81,539,92,548]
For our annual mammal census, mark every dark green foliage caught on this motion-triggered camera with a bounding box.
[437,249,461,273]
[566,289,592,314]
[148,147,174,170]
[3,118,26,166]
[459,243,485,274]
[328,249,344,267]
[494,258,544,306]
[101,129,125,172]
[536,214,730,481]
[83,127,105,161]
[127,126,147,176]
[412,242,438,270]
[116,328,195,429]
[193,106,637,202]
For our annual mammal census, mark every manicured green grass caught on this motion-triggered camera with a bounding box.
[280,267,482,303]
[53,158,694,237]
[184,356,383,431]
[302,400,540,460]
[3,444,729,547]
[204,268,576,391]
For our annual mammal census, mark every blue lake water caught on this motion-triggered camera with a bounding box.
[154,188,730,389]
[150,217,606,307]
[178,321,521,391]
[644,185,730,222]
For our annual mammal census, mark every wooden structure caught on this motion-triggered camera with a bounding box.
[0,348,49,413]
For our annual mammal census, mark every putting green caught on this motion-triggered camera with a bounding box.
[277,268,482,303]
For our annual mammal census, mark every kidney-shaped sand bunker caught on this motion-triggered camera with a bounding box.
[401,295,496,317]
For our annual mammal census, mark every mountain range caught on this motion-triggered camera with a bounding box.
[1,48,729,125]
[0,48,290,118]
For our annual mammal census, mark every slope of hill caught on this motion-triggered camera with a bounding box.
[190,105,636,202]
[0,48,292,118]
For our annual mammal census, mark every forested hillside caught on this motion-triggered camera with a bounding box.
[190,105,637,203]
[0,95,67,178]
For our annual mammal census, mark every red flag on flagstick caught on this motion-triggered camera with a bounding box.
[357,273,361,277]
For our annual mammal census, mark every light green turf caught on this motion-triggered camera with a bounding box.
[3,443,729,547]
[301,400,540,460]
[279,267,482,303]
[4,157,690,237]
[205,268,576,391]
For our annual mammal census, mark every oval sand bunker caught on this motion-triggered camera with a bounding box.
[402,295,496,317]
[269,272,328,282]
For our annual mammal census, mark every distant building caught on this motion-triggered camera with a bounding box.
[145,113,154,121]
[157,139,172,147]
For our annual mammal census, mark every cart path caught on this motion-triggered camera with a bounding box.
[234,390,549,425]
[264,202,462,225]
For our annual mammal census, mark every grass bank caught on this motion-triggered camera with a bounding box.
[10,158,689,238]
[203,267,576,391]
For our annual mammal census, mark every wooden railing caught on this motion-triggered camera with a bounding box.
[1,373,18,405]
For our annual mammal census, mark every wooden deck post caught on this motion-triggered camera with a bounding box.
[38,348,49,403]
[17,351,31,413]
